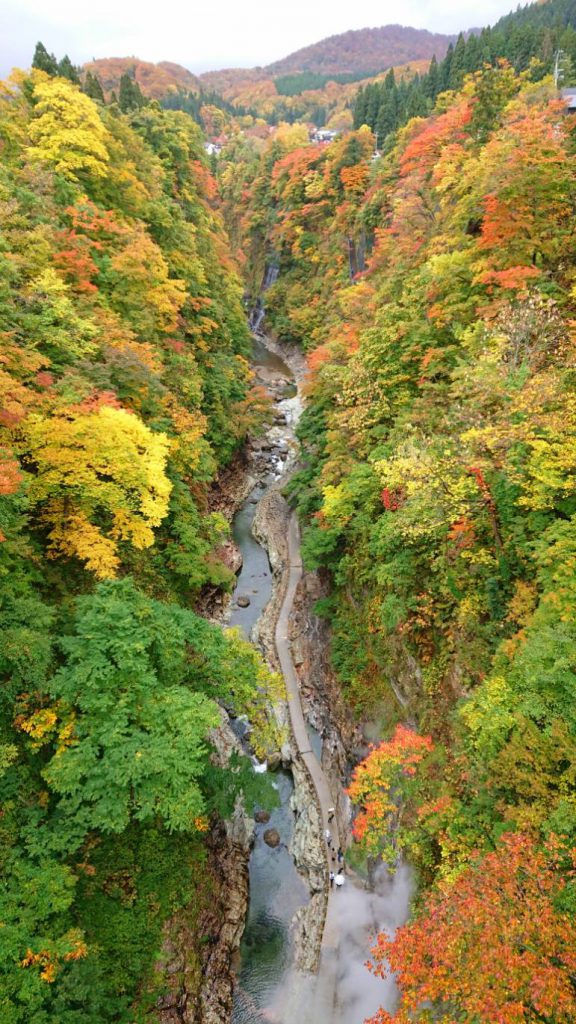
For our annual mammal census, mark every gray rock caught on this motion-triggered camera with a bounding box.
[214,539,243,576]
[263,828,281,848]
[254,809,271,824]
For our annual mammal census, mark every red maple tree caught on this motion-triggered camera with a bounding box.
[367,833,576,1024]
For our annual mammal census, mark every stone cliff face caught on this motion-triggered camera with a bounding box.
[289,758,328,972]
[156,813,253,1024]
[157,714,255,1024]
[197,809,254,1024]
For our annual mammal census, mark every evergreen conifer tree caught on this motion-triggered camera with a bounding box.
[439,42,454,90]
[354,85,367,128]
[58,55,81,83]
[424,54,439,98]
[449,34,468,89]
[32,41,58,76]
[119,72,146,112]
[83,71,105,103]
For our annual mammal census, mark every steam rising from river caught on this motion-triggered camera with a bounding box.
[269,861,413,1024]
[328,862,413,1022]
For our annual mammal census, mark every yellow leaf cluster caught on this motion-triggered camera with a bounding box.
[28,74,111,182]
[25,406,172,577]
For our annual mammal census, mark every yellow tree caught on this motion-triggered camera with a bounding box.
[108,224,186,336]
[28,73,110,182]
[23,405,172,577]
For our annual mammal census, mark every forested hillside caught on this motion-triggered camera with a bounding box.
[219,42,576,1022]
[4,0,576,1018]
[355,0,576,140]
[83,57,202,99]
[265,24,456,77]
[0,59,281,1021]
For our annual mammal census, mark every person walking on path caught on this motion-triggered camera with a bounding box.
[327,807,335,823]
[329,870,335,889]
[324,828,332,848]
[337,846,344,865]
[334,872,344,889]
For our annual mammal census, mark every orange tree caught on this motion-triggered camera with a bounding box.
[347,725,433,860]
[368,833,576,1024]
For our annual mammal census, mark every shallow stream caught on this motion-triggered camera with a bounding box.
[229,332,412,1024]
[230,336,308,1023]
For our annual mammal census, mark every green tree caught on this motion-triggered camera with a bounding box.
[82,70,105,103]
[424,54,439,98]
[118,72,146,112]
[57,55,81,84]
[31,41,58,76]
[449,33,468,89]
[32,581,221,846]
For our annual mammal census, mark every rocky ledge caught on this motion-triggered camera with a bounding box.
[250,483,330,972]
[289,758,329,972]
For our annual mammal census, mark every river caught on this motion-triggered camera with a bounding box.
[228,331,412,1024]
[230,335,307,1024]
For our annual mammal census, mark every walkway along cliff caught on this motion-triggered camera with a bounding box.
[227,327,413,1023]
[155,317,412,1024]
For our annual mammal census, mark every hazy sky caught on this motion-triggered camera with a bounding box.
[2,0,519,77]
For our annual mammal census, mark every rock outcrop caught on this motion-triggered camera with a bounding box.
[251,486,291,671]
[288,758,329,971]
[263,827,281,848]
[157,714,255,1024]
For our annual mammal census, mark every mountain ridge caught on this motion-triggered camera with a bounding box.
[85,23,460,99]
[264,23,457,77]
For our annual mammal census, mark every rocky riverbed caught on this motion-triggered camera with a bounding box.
[157,327,378,1024]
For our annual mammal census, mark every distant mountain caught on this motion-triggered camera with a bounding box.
[84,24,457,104]
[265,24,457,77]
[199,67,268,95]
[83,57,201,99]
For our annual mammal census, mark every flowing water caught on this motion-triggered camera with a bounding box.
[232,770,309,1024]
[231,335,310,1023]
[229,331,413,1024]
[228,480,271,636]
[250,266,279,333]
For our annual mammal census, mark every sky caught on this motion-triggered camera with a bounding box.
[2,0,520,78]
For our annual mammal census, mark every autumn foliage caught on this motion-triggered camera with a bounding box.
[0,57,279,1021]
[220,52,576,1024]
[348,727,433,854]
[368,834,576,1024]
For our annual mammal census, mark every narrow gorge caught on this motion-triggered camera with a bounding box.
[203,322,415,1023]
[2,15,576,1023]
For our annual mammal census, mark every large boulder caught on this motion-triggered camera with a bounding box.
[263,828,281,848]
